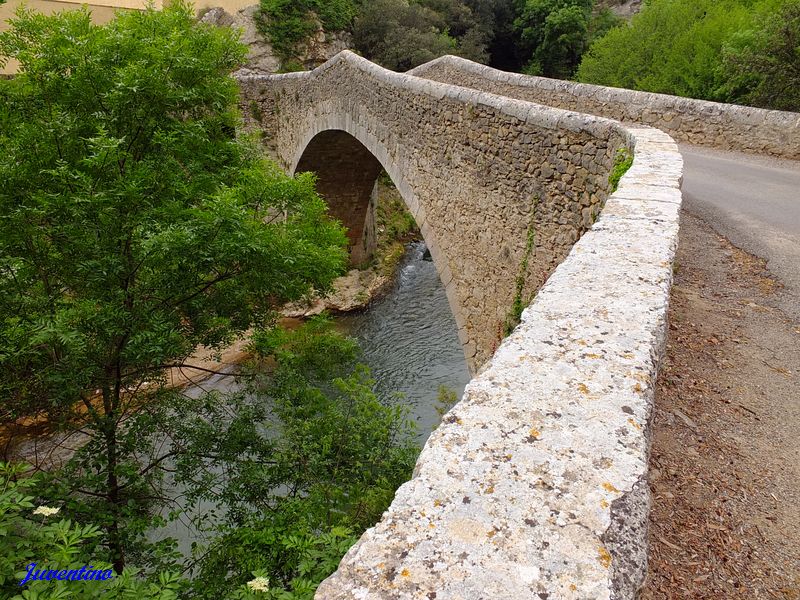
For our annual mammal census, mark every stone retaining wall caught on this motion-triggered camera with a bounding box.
[236,53,684,599]
[237,52,629,370]
[410,55,800,160]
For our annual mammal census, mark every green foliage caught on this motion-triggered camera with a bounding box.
[516,0,593,77]
[608,148,633,193]
[577,0,798,110]
[257,0,358,60]
[195,522,357,599]
[504,197,537,336]
[258,0,522,71]
[722,0,800,111]
[162,319,418,598]
[513,0,620,78]
[0,463,185,599]
[463,0,521,68]
[353,0,461,70]
[278,59,307,73]
[376,189,417,243]
[373,181,419,275]
[435,385,459,419]
[588,7,622,45]
[0,2,347,572]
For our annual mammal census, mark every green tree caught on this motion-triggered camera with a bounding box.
[0,2,347,573]
[514,0,593,77]
[464,0,522,68]
[576,0,800,110]
[723,0,800,111]
[353,0,477,70]
[162,319,418,598]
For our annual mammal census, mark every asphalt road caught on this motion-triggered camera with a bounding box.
[679,145,800,321]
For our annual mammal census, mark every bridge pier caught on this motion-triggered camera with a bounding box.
[295,130,381,267]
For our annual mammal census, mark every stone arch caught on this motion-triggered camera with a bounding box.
[238,53,629,370]
[291,123,467,365]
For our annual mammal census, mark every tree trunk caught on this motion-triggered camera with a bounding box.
[101,386,125,573]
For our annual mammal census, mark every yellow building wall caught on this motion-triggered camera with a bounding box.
[1,0,257,74]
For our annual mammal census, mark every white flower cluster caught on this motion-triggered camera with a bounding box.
[32,506,60,517]
[246,576,270,593]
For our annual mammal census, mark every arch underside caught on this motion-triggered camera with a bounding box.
[274,80,619,372]
[295,130,383,267]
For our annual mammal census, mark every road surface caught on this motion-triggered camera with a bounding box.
[679,145,800,321]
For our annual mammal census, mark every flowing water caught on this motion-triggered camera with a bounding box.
[336,241,471,443]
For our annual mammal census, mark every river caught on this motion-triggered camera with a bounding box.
[336,241,471,442]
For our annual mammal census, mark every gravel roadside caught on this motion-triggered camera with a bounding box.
[643,211,800,598]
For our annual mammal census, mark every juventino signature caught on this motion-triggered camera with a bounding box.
[19,563,115,586]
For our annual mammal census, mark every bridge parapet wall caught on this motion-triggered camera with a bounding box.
[314,125,682,600]
[410,55,800,159]
[237,52,631,370]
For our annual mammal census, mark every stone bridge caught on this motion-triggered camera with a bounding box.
[234,54,795,599]
[237,52,629,372]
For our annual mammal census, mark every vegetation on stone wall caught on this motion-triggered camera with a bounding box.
[608,148,633,193]
[373,177,421,277]
[577,0,800,111]
[503,197,538,336]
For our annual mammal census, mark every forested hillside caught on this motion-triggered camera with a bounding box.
[257,0,799,111]
[258,0,622,75]
[577,0,800,111]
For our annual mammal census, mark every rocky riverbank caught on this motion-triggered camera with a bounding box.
[200,4,351,73]
[284,179,421,316]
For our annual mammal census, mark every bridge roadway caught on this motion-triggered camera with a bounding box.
[680,145,800,321]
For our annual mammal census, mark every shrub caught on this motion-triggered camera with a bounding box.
[722,0,800,111]
[577,0,798,110]
[0,463,184,599]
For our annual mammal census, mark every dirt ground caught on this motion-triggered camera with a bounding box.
[642,211,800,598]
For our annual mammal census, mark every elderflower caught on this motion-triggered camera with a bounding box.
[32,505,60,517]
[246,576,270,593]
